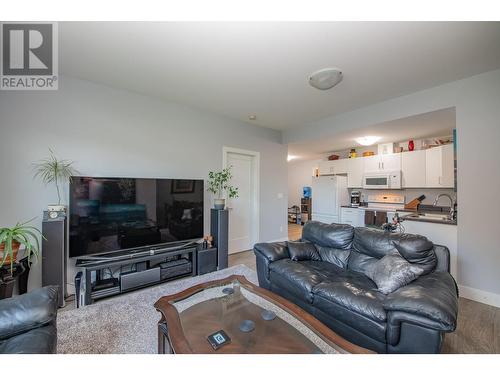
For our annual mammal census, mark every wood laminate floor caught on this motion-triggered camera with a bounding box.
[228,224,500,354]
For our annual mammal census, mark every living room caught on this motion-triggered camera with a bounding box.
[1,1,500,372]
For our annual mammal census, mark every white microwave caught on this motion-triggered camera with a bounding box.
[363,171,402,189]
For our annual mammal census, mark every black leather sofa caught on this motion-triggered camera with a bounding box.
[254,221,458,353]
[0,286,59,353]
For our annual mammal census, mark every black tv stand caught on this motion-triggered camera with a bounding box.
[75,242,200,307]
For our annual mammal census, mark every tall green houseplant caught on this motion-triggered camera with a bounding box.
[207,166,239,209]
[33,149,79,208]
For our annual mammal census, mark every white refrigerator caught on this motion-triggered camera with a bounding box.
[311,175,349,224]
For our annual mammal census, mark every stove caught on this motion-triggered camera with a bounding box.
[366,194,405,212]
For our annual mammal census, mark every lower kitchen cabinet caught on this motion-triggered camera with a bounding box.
[340,207,365,227]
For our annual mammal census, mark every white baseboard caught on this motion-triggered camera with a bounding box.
[458,284,500,308]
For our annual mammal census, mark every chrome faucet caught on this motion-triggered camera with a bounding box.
[433,194,456,220]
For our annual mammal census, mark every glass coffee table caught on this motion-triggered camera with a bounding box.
[154,275,372,354]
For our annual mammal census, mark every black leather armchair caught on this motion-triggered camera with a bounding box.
[254,221,459,354]
[0,286,59,354]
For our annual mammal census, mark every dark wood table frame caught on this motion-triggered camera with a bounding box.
[154,275,374,354]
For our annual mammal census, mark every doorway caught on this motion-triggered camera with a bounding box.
[222,147,260,254]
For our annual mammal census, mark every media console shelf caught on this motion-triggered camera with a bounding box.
[75,244,198,307]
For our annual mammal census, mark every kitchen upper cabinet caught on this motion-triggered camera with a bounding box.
[347,157,364,188]
[402,149,426,188]
[381,153,402,171]
[363,155,380,172]
[425,144,454,188]
[363,153,401,172]
[318,159,348,175]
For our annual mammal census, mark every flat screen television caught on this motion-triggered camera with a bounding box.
[69,177,204,258]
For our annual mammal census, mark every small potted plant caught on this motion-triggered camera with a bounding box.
[207,166,239,209]
[33,149,79,213]
[0,219,42,274]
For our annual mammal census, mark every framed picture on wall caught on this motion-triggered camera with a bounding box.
[171,179,195,194]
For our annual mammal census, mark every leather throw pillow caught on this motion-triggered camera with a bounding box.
[287,241,321,261]
[368,249,424,294]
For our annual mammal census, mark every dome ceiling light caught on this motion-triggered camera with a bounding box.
[356,136,381,146]
[309,68,343,90]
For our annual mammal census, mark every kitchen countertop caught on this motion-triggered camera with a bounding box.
[341,205,457,225]
[402,215,457,226]
[341,205,414,213]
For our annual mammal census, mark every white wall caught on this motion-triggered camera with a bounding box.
[287,159,319,207]
[283,69,500,304]
[0,76,288,292]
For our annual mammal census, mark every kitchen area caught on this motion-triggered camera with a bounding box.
[288,119,458,279]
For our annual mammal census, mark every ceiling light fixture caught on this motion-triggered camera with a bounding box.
[309,68,343,90]
[248,115,257,120]
[287,155,298,162]
[356,136,381,146]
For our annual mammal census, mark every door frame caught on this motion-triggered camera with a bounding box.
[222,146,260,252]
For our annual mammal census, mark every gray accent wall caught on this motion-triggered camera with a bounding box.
[0,76,288,291]
[284,68,500,298]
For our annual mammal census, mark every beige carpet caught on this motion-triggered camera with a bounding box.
[57,264,257,354]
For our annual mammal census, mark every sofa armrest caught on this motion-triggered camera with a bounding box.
[253,242,289,262]
[0,286,59,340]
[384,271,458,332]
[253,242,289,290]
[433,245,450,273]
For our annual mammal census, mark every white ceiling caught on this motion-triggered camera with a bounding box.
[288,108,456,160]
[59,22,500,131]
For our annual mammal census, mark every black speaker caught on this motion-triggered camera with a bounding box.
[197,247,217,275]
[42,211,67,307]
[74,271,82,308]
[210,209,229,270]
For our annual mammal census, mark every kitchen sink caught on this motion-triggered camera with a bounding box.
[406,213,455,222]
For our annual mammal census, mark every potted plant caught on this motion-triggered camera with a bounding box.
[0,219,42,274]
[33,149,79,212]
[207,166,239,209]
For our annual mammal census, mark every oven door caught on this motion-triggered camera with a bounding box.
[363,174,390,189]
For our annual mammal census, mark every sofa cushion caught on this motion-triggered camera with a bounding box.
[299,260,345,278]
[395,234,436,275]
[315,244,351,268]
[312,274,387,322]
[302,221,354,249]
[347,251,379,278]
[287,241,321,261]
[269,259,326,303]
[350,228,438,277]
[353,227,398,258]
[368,250,425,294]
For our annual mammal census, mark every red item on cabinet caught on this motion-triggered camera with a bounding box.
[408,140,415,151]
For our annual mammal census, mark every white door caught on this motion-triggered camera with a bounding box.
[363,155,381,172]
[225,150,258,254]
[440,144,455,187]
[381,153,402,171]
[426,146,442,187]
[347,158,364,188]
[402,150,426,187]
